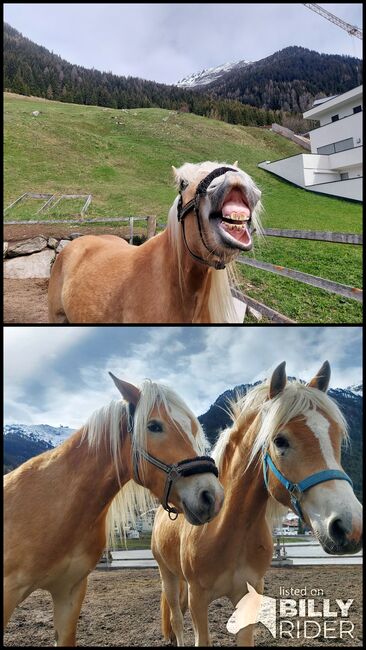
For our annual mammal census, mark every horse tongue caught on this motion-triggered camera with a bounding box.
[222,190,250,218]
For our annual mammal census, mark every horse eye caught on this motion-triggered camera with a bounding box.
[180,179,188,191]
[147,420,163,433]
[274,435,289,449]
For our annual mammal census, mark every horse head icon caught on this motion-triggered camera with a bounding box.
[227,582,276,638]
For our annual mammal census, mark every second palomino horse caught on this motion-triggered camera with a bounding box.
[4,373,224,646]
[152,361,362,646]
[48,161,262,323]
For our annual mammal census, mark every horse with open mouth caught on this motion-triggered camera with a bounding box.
[48,161,262,323]
[152,361,362,646]
[4,373,224,646]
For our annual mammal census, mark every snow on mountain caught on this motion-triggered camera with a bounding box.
[4,423,76,447]
[345,384,363,397]
[176,59,251,88]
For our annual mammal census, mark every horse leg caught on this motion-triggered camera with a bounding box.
[160,568,185,646]
[3,580,29,627]
[236,623,255,646]
[51,577,88,647]
[188,585,211,647]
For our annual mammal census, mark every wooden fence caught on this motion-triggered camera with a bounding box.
[5,216,361,322]
[4,216,157,244]
[233,227,362,322]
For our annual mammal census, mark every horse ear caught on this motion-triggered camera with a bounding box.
[171,165,179,181]
[232,160,239,168]
[269,361,287,399]
[307,361,331,393]
[109,372,141,406]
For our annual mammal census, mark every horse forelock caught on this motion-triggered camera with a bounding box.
[133,380,208,467]
[235,380,349,470]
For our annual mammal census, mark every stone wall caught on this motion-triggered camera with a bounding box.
[3,234,79,279]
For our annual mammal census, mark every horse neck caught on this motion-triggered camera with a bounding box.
[159,228,213,322]
[218,412,269,530]
[59,425,132,518]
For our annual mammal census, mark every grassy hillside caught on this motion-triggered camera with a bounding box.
[4,93,362,322]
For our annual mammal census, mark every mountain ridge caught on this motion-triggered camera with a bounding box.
[176,46,362,113]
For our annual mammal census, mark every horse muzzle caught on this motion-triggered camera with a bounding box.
[179,479,225,525]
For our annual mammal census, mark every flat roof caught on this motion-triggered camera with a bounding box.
[304,85,362,119]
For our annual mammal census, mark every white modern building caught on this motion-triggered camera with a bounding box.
[258,85,362,201]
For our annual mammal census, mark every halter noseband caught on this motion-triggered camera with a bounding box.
[262,451,353,521]
[127,405,219,520]
[177,166,239,271]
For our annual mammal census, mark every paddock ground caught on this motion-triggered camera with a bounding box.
[4,566,362,646]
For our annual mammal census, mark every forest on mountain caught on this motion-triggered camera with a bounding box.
[4,23,282,129]
[202,46,362,113]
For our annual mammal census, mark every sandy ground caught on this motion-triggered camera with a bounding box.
[3,224,146,324]
[4,566,362,647]
[4,279,49,324]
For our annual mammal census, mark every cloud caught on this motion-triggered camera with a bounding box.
[3,326,362,428]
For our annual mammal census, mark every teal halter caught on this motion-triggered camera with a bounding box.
[262,452,353,521]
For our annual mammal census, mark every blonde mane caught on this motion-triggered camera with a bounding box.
[82,381,208,546]
[211,377,349,526]
[167,161,263,323]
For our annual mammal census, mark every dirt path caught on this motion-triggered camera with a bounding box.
[3,566,362,646]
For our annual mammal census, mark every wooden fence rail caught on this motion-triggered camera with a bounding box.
[237,256,363,303]
[262,228,362,245]
[4,216,157,244]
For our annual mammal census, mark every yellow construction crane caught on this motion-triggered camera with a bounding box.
[303,3,362,39]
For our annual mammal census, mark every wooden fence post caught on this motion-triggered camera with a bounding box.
[147,216,157,239]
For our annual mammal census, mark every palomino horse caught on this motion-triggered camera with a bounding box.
[4,374,224,646]
[152,361,362,646]
[48,161,262,323]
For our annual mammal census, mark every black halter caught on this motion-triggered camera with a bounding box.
[177,166,239,271]
[127,405,219,520]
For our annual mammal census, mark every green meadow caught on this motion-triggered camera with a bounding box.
[4,92,362,323]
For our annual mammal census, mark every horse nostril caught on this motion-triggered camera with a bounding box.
[329,517,349,544]
[200,489,214,510]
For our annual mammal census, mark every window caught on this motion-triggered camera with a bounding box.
[331,114,339,122]
[317,138,354,155]
[317,143,335,155]
[334,138,354,152]
[353,105,362,114]
[340,173,349,181]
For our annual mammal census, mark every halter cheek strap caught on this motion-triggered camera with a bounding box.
[133,450,219,520]
[177,166,239,271]
[262,452,353,521]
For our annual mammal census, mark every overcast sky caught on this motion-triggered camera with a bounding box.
[4,3,363,85]
[4,326,362,428]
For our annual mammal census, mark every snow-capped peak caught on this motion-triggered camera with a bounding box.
[4,423,75,447]
[176,59,251,88]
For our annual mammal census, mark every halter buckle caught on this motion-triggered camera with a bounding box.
[288,483,302,500]
[168,465,181,482]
